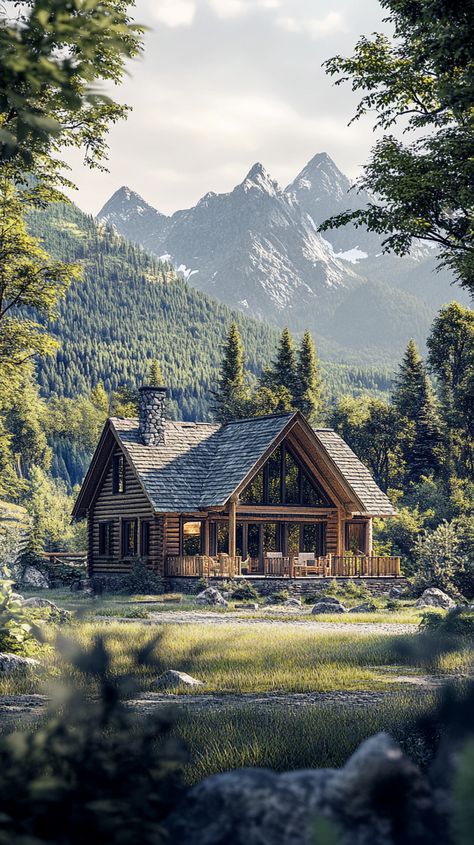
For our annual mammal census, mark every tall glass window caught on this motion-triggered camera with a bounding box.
[247,524,260,559]
[216,522,229,554]
[239,443,332,507]
[287,523,301,557]
[182,521,202,555]
[262,523,279,555]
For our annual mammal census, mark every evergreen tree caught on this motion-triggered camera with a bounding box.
[393,340,443,482]
[90,383,109,416]
[295,330,324,423]
[148,359,164,387]
[264,328,298,401]
[212,323,249,422]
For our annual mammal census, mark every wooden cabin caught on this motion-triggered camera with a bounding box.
[72,386,399,580]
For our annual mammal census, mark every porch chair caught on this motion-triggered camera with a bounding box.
[295,552,317,577]
[264,551,283,577]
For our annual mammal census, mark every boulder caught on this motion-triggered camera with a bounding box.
[349,602,377,613]
[416,587,456,610]
[389,586,404,599]
[284,598,302,607]
[22,596,72,623]
[311,599,347,614]
[10,593,24,603]
[164,732,438,845]
[152,670,204,689]
[0,653,40,674]
[195,587,228,607]
[21,566,49,589]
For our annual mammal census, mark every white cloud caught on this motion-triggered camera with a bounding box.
[148,0,196,28]
[207,0,247,18]
[275,11,347,39]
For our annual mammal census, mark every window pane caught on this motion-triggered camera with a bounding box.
[240,469,264,504]
[301,474,328,507]
[302,524,325,555]
[113,454,126,494]
[216,522,229,554]
[284,450,300,504]
[346,522,366,553]
[287,523,300,556]
[267,446,282,504]
[247,524,260,558]
[122,519,137,557]
[262,523,279,553]
[183,521,202,555]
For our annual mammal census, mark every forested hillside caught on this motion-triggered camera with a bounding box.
[28,201,394,422]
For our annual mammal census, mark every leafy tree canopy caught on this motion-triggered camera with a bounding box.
[0,0,143,193]
[321,0,474,293]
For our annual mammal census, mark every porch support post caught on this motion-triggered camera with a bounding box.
[203,520,210,556]
[336,507,345,556]
[228,495,238,559]
[366,519,373,556]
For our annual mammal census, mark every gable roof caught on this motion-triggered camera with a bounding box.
[73,411,396,519]
[314,429,396,516]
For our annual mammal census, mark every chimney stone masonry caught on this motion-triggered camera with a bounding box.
[138,386,167,446]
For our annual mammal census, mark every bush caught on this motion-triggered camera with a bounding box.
[122,559,165,595]
[193,577,209,594]
[411,521,467,599]
[0,636,184,844]
[420,608,474,639]
[229,581,259,601]
[0,566,33,653]
[267,589,289,604]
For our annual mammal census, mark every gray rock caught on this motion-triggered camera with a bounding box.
[416,587,456,610]
[21,566,49,589]
[389,586,403,599]
[152,670,204,689]
[22,596,58,610]
[164,732,438,845]
[10,592,24,603]
[0,653,41,674]
[284,598,302,607]
[195,587,228,608]
[311,600,347,614]
[349,602,377,613]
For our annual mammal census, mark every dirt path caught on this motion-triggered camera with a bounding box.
[94,611,418,635]
[0,678,443,727]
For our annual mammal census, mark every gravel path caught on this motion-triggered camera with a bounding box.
[94,610,418,636]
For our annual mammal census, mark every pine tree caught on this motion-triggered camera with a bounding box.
[295,331,324,423]
[148,359,164,387]
[393,340,443,482]
[212,323,249,422]
[264,328,298,400]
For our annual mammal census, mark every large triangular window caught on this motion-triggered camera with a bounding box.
[239,442,333,507]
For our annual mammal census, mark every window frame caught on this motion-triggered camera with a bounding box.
[121,518,138,558]
[180,519,204,556]
[140,520,151,557]
[112,452,126,495]
[240,442,333,507]
[98,521,114,557]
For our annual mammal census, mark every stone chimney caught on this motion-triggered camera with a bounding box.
[138,385,167,446]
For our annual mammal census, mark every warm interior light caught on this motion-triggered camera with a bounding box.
[184,521,201,536]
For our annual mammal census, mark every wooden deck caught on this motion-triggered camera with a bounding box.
[165,554,401,578]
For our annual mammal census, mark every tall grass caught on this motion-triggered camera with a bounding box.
[173,694,438,783]
[2,620,471,697]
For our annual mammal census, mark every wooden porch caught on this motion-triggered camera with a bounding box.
[165,553,401,579]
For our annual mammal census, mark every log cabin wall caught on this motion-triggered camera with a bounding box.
[164,515,180,557]
[90,446,161,576]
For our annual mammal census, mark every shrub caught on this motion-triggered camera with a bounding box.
[267,589,289,604]
[411,521,467,599]
[0,635,184,844]
[420,608,474,639]
[229,581,259,601]
[194,577,209,594]
[53,560,88,586]
[0,566,32,653]
[122,559,165,595]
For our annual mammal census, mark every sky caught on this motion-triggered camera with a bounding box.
[64,0,388,215]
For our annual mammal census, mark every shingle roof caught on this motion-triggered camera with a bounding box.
[314,429,396,516]
[110,413,395,516]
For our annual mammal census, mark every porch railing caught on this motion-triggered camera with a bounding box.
[165,554,401,578]
[165,555,242,578]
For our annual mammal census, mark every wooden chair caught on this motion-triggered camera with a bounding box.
[294,552,316,577]
[264,552,283,577]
